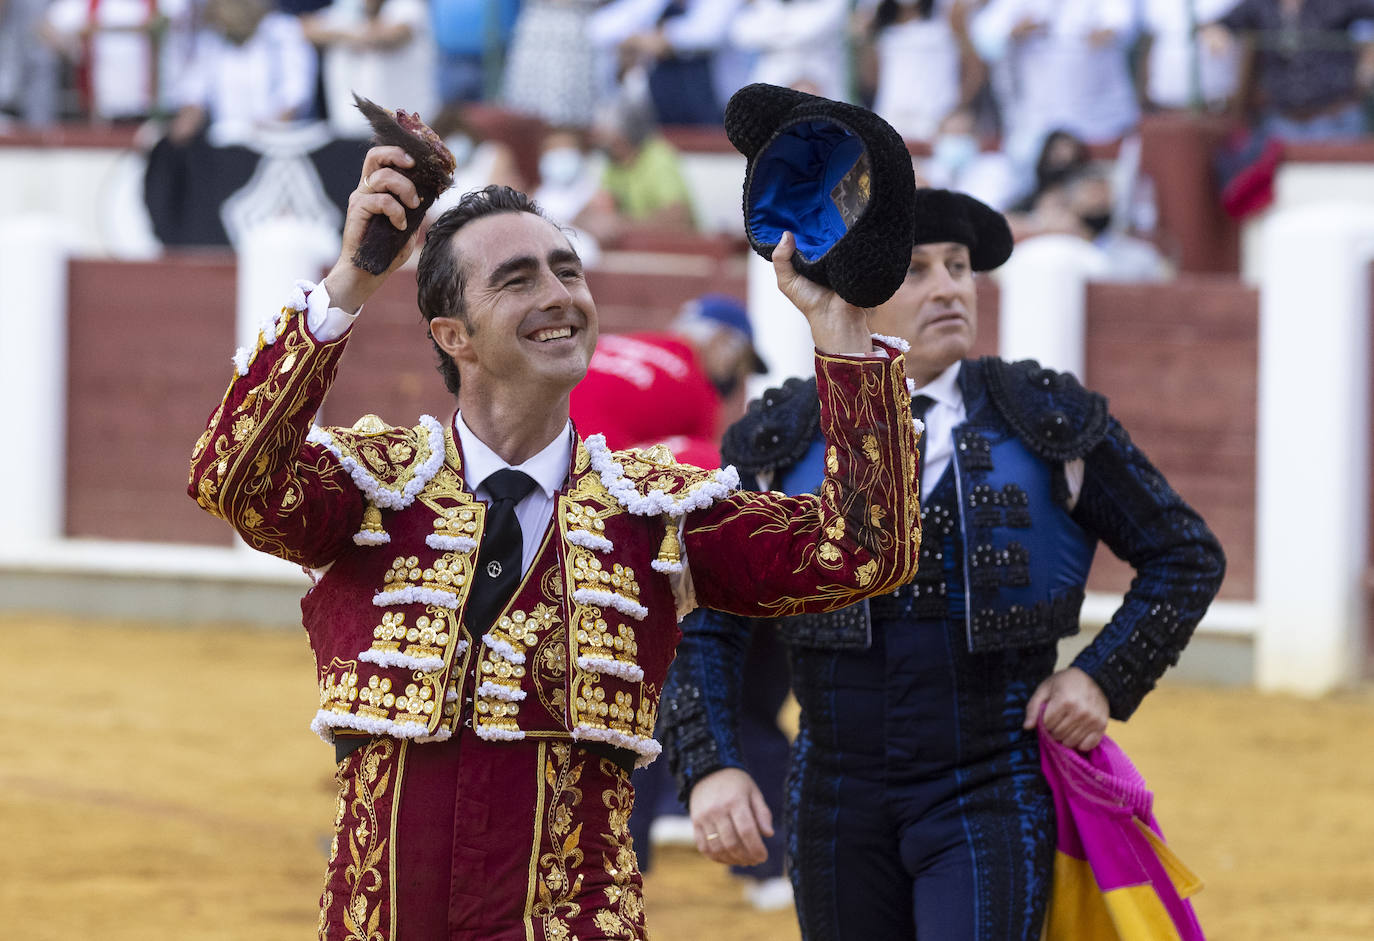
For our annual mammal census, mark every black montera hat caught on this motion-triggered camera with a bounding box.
[726,83,916,309]
[911,188,1014,272]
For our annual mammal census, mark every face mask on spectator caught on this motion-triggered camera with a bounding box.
[1080,211,1112,237]
[931,134,978,176]
[540,148,585,188]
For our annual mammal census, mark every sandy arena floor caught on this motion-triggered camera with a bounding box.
[4,612,1373,940]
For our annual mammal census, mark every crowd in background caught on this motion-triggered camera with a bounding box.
[3,0,1374,263]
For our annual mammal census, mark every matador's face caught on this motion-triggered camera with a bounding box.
[441,212,599,403]
[868,241,978,385]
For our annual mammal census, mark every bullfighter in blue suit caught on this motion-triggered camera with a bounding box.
[660,189,1226,940]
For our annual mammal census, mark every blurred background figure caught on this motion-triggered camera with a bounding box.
[503,0,602,128]
[1012,159,1171,280]
[427,104,528,208]
[429,0,519,106]
[1201,0,1374,141]
[971,0,1139,170]
[0,0,60,126]
[857,0,984,142]
[729,0,851,101]
[920,106,1021,209]
[1138,0,1245,113]
[302,0,439,139]
[1004,125,1090,216]
[532,127,605,224]
[43,0,193,123]
[531,126,607,262]
[569,292,765,465]
[589,0,748,126]
[166,0,316,145]
[574,95,697,245]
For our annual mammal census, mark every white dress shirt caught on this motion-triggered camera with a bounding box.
[453,413,572,575]
[915,360,1083,509]
[912,360,965,495]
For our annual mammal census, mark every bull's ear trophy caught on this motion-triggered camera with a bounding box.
[350,94,458,274]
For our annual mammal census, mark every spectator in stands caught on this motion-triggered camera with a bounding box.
[1003,126,1090,213]
[589,0,749,126]
[1201,0,1374,141]
[428,104,528,211]
[503,0,602,128]
[1016,162,1172,280]
[921,106,1022,210]
[429,0,519,106]
[43,0,194,122]
[569,293,765,465]
[167,0,316,145]
[530,126,607,263]
[1,0,60,126]
[858,0,984,142]
[729,0,850,101]
[1138,0,1245,112]
[970,0,1139,168]
[574,96,698,245]
[303,0,439,140]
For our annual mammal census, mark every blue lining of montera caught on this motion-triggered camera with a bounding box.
[748,120,864,262]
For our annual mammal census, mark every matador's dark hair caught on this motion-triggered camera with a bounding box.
[416,185,547,397]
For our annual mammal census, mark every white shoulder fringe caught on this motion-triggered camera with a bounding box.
[308,414,446,511]
[584,434,740,518]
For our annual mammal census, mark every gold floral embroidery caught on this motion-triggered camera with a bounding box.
[856,559,878,588]
[232,414,257,441]
[337,739,395,941]
[862,433,879,462]
[595,761,643,939]
[534,637,569,718]
[533,743,586,936]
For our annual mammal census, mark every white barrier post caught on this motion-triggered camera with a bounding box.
[1255,205,1374,694]
[0,215,69,550]
[995,234,1107,379]
[746,251,818,395]
[235,217,340,353]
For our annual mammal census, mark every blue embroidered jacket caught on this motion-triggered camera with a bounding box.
[661,357,1226,798]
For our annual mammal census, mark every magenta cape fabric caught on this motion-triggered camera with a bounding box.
[1038,724,1205,940]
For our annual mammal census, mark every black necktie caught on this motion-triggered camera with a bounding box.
[911,394,936,425]
[468,469,537,634]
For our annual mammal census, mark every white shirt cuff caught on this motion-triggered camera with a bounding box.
[306,280,360,342]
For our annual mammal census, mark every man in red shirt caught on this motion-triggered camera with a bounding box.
[570,293,766,468]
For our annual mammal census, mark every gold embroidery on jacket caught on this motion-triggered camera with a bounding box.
[594,760,644,939]
[682,354,922,618]
[475,602,561,737]
[324,738,396,941]
[532,743,586,938]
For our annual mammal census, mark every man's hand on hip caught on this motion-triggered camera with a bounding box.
[323,146,422,314]
[688,767,774,867]
[1024,666,1110,751]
